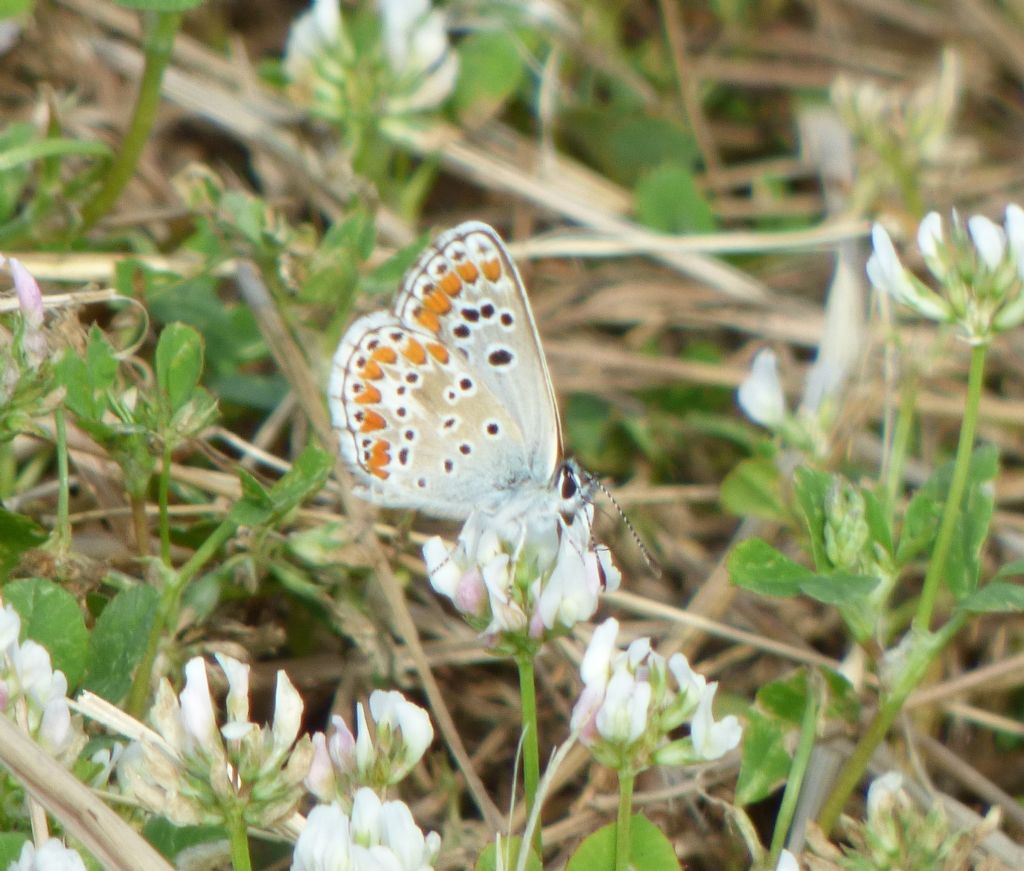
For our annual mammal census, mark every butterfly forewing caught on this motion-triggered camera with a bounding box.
[393,222,562,482]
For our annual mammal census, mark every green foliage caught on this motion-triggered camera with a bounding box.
[453,31,525,122]
[81,585,160,703]
[228,445,334,529]
[0,834,28,869]
[114,0,203,9]
[720,457,787,522]
[4,578,89,687]
[0,507,48,580]
[142,817,227,864]
[736,709,791,805]
[635,163,717,234]
[566,815,680,871]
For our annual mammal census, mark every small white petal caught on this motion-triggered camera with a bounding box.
[866,770,905,819]
[354,702,375,774]
[968,215,1006,270]
[179,658,218,749]
[738,349,786,427]
[0,604,21,653]
[423,537,460,598]
[580,618,619,688]
[1005,204,1024,278]
[917,212,944,262]
[690,683,742,760]
[215,654,251,726]
[776,848,800,871]
[292,802,352,871]
[271,669,304,756]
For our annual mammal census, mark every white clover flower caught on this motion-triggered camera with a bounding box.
[378,0,458,112]
[866,770,906,820]
[738,349,786,428]
[293,792,441,871]
[284,0,343,87]
[0,604,84,766]
[869,207,1024,343]
[118,656,312,828]
[423,492,620,651]
[9,838,87,871]
[306,690,433,803]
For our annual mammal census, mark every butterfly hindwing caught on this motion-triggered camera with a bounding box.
[328,311,536,519]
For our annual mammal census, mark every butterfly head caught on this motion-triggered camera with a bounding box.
[554,459,594,523]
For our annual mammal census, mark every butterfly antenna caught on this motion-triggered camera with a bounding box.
[587,474,662,577]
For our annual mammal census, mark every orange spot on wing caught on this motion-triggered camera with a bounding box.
[424,289,452,314]
[354,384,381,405]
[439,272,463,296]
[426,343,449,364]
[367,440,391,479]
[415,308,440,333]
[402,338,426,365]
[482,258,502,281]
[360,410,386,432]
[359,360,383,380]
[372,346,397,364]
[456,261,479,283]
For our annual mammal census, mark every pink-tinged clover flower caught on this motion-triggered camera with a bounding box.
[307,689,433,804]
[423,495,620,654]
[572,619,742,775]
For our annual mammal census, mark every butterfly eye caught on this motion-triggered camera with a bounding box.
[561,470,578,500]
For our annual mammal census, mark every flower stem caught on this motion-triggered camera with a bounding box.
[80,12,182,231]
[53,405,71,553]
[515,654,542,856]
[768,679,819,863]
[818,614,965,834]
[159,439,172,565]
[225,806,253,871]
[914,342,987,632]
[125,518,236,718]
[615,772,635,871]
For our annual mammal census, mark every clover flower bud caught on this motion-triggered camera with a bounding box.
[9,838,87,871]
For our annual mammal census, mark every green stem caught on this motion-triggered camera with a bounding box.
[817,614,965,834]
[159,439,172,565]
[615,772,635,871]
[515,654,542,856]
[768,681,820,863]
[125,518,236,718]
[226,806,252,871]
[52,405,71,553]
[80,12,182,231]
[914,343,987,632]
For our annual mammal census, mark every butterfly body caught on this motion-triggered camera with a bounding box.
[329,221,584,523]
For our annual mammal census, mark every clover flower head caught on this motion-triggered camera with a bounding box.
[307,690,433,803]
[571,619,741,775]
[0,602,84,765]
[869,205,1024,344]
[423,488,620,653]
[118,655,311,828]
[292,791,441,871]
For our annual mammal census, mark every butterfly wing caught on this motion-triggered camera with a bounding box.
[393,222,562,484]
[329,311,540,519]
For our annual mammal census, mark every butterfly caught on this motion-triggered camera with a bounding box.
[328,221,590,522]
